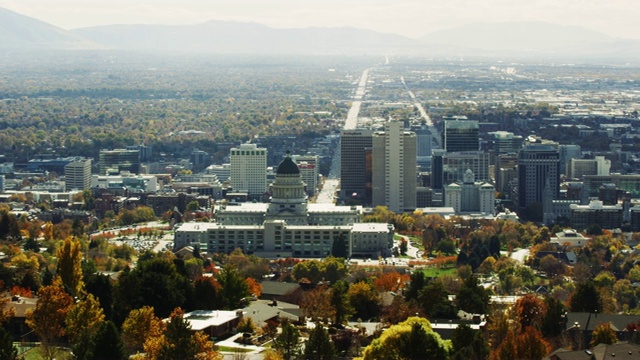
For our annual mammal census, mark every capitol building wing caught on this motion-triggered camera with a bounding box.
[175,153,394,258]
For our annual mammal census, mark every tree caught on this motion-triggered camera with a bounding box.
[304,324,336,360]
[538,254,566,278]
[331,233,348,258]
[25,279,74,360]
[112,258,191,322]
[193,277,223,310]
[514,327,549,359]
[541,297,566,338]
[57,236,84,296]
[457,276,489,314]
[590,322,618,347]
[149,308,198,360]
[66,293,106,360]
[361,317,450,360]
[418,279,457,319]
[217,264,250,309]
[348,281,380,321]
[0,326,17,360]
[515,294,545,330]
[451,324,488,360]
[301,286,334,323]
[569,281,602,313]
[399,322,449,360]
[121,306,164,355]
[331,280,352,325]
[273,321,300,360]
[91,321,127,360]
[374,271,409,293]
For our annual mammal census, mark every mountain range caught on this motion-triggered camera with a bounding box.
[1,6,639,59]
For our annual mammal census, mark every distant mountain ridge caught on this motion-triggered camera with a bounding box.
[1,6,639,59]
[0,7,99,49]
[71,20,416,54]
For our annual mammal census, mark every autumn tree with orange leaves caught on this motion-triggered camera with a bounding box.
[25,278,74,360]
[374,271,410,293]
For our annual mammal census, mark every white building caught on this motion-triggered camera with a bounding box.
[65,159,92,191]
[229,144,267,199]
[91,173,159,193]
[568,156,611,179]
[444,169,495,215]
[372,121,417,213]
[550,229,590,247]
[293,155,319,196]
[175,154,394,258]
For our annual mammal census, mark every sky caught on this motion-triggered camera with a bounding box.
[1,0,639,39]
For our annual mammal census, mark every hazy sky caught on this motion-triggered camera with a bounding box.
[1,0,638,39]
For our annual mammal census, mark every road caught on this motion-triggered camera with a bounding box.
[314,178,339,204]
[344,68,370,130]
[401,76,441,148]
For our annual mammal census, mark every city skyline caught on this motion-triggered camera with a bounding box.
[1,0,639,40]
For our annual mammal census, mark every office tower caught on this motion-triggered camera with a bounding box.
[0,175,4,193]
[490,131,523,155]
[126,144,152,162]
[190,148,210,172]
[495,153,518,194]
[372,121,417,213]
[229,143,267,199]
[65,159,92,191]
[518,143,560,210]
[442,151,491,185]
[430,149,446,190]
[293,155,319,196]
[413,124,434,172]
[568,156,611,179]
[99,149,141,175]
[443,120,479,152]
[340,128,374,203]
[558,144,581,175]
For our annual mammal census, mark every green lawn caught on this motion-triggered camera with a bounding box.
[215,346,253,353]
[419,267,457,277]
[21,346,73,360]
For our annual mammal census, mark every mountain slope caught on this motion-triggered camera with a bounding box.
[420,22,616,53]
[72,20,417,54]
[0,7,99,49]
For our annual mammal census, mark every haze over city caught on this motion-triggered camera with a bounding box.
[1,0,639,39]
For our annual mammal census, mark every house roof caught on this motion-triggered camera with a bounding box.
[241,299,299,326]
[260,281,301,296]
[566,312,639,332]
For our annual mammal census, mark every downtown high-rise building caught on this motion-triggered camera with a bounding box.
[443,120,479,152]
[65,159,92,191]
[340,128,374,204]
[229,143,267,199]
[518,143,560,209]
[372,121,417,213]
[99,149,141,175]
[293,154,319,196]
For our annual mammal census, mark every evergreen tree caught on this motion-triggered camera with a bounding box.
[398,322,449,360]
[304,324,336,360]
[331,280,352,325]
[158,308,198,360]
[0,326,17,360]
[91,321,127,360]
[331,234,348,258]
[274,321,300,360]
[569,281,602,313]
[218,264,250,309]
[457,276,489,314]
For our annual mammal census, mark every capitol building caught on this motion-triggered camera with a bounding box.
[174,153,394,258]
